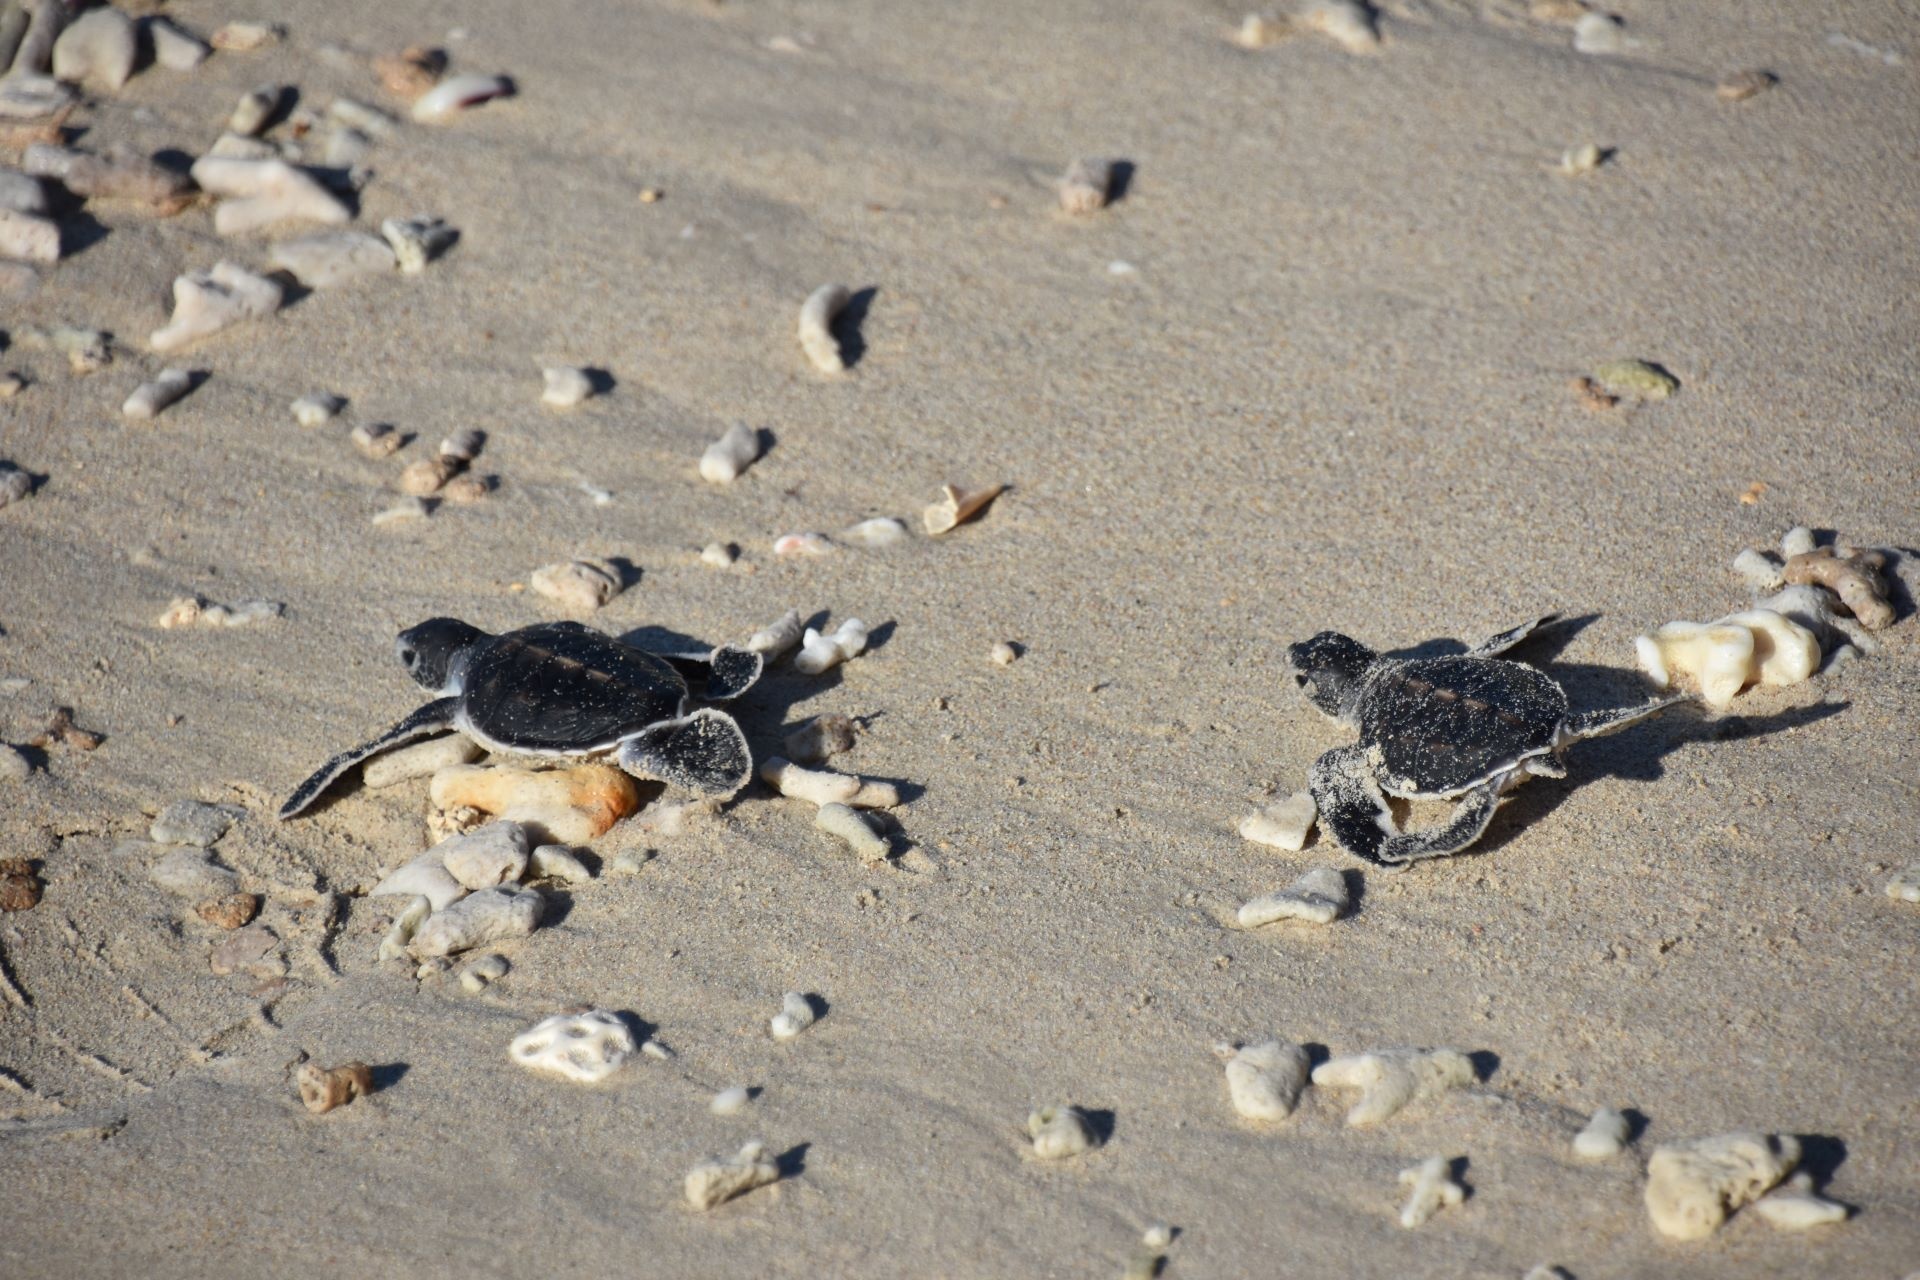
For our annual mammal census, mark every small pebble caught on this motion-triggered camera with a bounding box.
[1398,1157,1465,1228]
[373,496,430,526]
[1027,1104,1099,1159]
[1238,791,1317,851]
[228,84,284,137]
[409,885,544,957]
[710,1086,751,1116]
[291,392,346,427]
[1312,1047,1475,1126]
[1592,358,1678,401]
[1886,866,1920,904]
[1236,867,1349,927]
[297,1061,372,1113]
[793,620,869,676]
[1571,11,1625,55]
[209,924,284,978]
[840,516,910,547]
[700,542,738,569]
[528,844,592,884]
[400,456,460,496]
[212,22,284,51]
[352,422,402,458]
[774,532,834,558]
[1057,157,1113,215]
[1752,1173,1848,1230]
[0,744,30,782]
[529,558,623,612]
[769,990,818,1041]
[684,1141,780,1211]
[150,847,240,899]
[459,952,509,993]
[1717,69,1778,102]
[1218,1039,1310,1121]
[1558,143,1604,175]
[195,892,261,930]
[412,73,515,125]
[541,365,595,409]
[0,859,42,911]
[783,714,856,765]
[989,641,1018,666]
[610,849,652,877]
[797,283,852,373]
[380,215,456,273]
[699,422,760,483]
[362,733,481,788]
[269,231,396,288]
[1,464,34,509]
[122,368,196,421]
[151,799,234,848]
[1645,1131,1799,1240]
[1574,1105,1630,1158]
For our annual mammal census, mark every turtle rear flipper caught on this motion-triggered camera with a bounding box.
[1308,744,1395,864]
[1563,693,1692,740]
[279,697,459,820]
[616,708,752,796]
[1378,784,1501,866]
[1468,613,1559,658]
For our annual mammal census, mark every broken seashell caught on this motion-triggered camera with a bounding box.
[0,208,57,263]
[269,230,396,287]
[770,990,818,1040]
[50,7,135,92]
[1028,1105,1099,1159]
[1311,1047,1475,1127]
[700,422,760,484]
[459,952,508,992]
[816,802,889,861]
[122,368,195,420]
[1716,69,1777,103]
[290,391,345,427]
[1237,791,1317,851]
[761,756,897,808]
[228,84,284,137]
[922,482,1004,535]
[373,852,466,913]
[412,73,515,124]
[1057,157,1112,214]
[1236,867,1349,928]
[1573,1105,1629,1158]
[147,17,210,71]
[400,456,459,496]
[374,45,447,100]
[540,365,594,409]
[151,261,284,352]
[1784,545,1893,630]
[297,1061,373,1113]
[380,215,455,273]
[211,22,283,52]
[685,1140,780,1211]
[794,619,870,675]
[430,761,640,845]
[746,609,804,657]
[797,282,852,372]
[1591,358,1677,401]
[438,820,530,891]
[1752,1173,1848,1230]
[352,421,401,458]
[1398,1157,1464,1228]
[1301,0,1381,54]
[510,1009,635,1082]
[774,532,834,558]
[784,714,856,764]
[189,157,351,235]
[1217,1038,1310,1121]
[841,516,909,547]
[1645,1131,1799,1240]
[529,558,622,612]
[378,894,432,961]
[410,885,543,958]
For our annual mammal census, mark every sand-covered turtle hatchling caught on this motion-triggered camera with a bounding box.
[1286,615,1687,865]
[279,619,763,819]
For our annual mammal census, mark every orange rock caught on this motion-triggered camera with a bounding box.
[430,762,639,844]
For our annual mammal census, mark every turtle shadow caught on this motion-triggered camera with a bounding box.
[1462,699,1848,860]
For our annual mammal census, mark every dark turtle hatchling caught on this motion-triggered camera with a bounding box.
[279,618,763,820]
[1286,615,1689,866]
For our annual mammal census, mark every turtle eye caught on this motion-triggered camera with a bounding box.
[400,647,417,667]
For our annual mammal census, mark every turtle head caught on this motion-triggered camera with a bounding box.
[1286,630,1377,718]
[396,617,485,692]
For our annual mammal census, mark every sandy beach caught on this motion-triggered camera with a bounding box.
[2,0,1916,1275]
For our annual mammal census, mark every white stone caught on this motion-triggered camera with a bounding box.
[268,231,396,288]
[1573,1105,1629,1159]
[841,516,909,547]
[151,799,234,847]
[794,619,869,675]
[1057,157,1111,214]
[122,368,194,421]
[1301,0,1380,54]
[0,77,74,122]
[1236,867,1349,927]
[0,208,58,264]
[147,18,210,70]
[774,532,834,558]
[745,609,804,658]
[0,744,30,782]
[540,365,594,408]
[290,392,346,428]
[439,821,530,890]
[529,558,621,612]
[769,990,818,1041]
[412,73,514,124]
[760,756,898,808]
[699,422,759,483]
[784,714,855,764]
[459,952,509,993]
[1571,11,1625,55]
[149,848,239,898]
[371,849,467,912]
[1887,865,1920,904]
[509,1009,635,1082]
[410,885,543,957]
[1238,791,1318,850]
[1752,1174,1848,1230]
[328,98,396,137]
[1027,1105,1098,1159]
[528,844,592,884]
[377,894,432,962]
[50,8,136,91]
[150,261,283,353]
[710,1086,751,1116]
[685,1140,780,1210]
[1635,609,1819,710]
[1398,1157,1465,1228]
[1645,1131,1799,1240]
[228,84,282,136]
[1311,1048,1475,1127]
[189,157,351,235]
[816,802,889,861]
[1217,1039,1310,1121]
[380,216,456,273]
[0,170,48,215]
[797,283,851,372]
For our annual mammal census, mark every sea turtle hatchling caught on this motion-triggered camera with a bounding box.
[1286,615,1690,866]
[279,618,763,820]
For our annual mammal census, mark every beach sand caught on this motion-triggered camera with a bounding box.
[2,0,1916,1275]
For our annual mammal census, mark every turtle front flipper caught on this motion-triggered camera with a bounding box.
[1308,744,1396,864]
[616,708,753,796]
[278,697,460,820]
[1378,784,1501,866]
[1467,614,1559,658]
